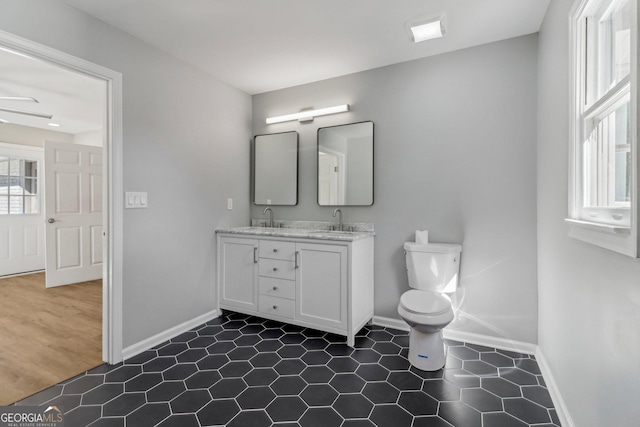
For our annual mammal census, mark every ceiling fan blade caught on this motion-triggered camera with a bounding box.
[0,96,39,103]
[0,106,52,119]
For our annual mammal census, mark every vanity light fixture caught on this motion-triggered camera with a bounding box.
[266,104,350,124]
[409,16,446,43]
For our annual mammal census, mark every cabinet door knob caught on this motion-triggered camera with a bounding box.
[272,286,278,291]
[272,305,278,310]
[273,267,278,271]
[273,249,278,252]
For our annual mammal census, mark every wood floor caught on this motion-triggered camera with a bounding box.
[0,273,102,405]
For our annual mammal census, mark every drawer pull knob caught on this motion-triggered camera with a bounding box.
[272,286,278,291]
[273,267,278,271]
[273,249,278,252]
[272,305,278,310]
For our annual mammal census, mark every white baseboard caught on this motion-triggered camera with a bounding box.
[535,348,575,427]
[372,315,536,354]
[442,329,538,355]
[122,309,220,360]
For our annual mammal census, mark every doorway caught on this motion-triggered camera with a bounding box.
[0,29,123,402]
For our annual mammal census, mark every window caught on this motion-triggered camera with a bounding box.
[0,156,40,215]
[568,0,637,256]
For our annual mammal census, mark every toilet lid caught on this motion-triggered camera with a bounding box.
[400,290,451,315]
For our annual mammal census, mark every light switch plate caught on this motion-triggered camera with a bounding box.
[125,192,148,209]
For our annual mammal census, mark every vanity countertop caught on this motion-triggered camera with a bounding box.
[216,226,374,242]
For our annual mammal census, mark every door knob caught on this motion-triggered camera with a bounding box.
[47,218,56,224]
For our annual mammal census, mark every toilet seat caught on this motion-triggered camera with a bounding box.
[400,290,451,315]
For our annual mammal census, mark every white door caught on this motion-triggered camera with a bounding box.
[44,141,102,287]
[318,153,339,205]
[295,243,347,330]
[0,144,45,276]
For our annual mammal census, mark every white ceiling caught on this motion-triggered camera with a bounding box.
[0,47,105,134]
[61,0,551,95]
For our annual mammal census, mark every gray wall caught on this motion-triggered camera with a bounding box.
[537,1,640,425]
[253,35,539,345]
[0,0,252,348]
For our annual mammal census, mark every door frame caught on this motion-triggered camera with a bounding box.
[0,29,124,364]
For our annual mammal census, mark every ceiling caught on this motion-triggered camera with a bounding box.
[0,47,105,134]
[61,0,551,95]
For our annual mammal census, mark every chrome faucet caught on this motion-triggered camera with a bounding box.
[262,207,274,228]
[332,208,343,231]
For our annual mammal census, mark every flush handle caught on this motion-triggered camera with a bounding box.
[273,267,278,272]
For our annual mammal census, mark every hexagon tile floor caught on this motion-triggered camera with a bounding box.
[15,312,560,427]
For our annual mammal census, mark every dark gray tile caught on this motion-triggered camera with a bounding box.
[125,402,170,427]
[81,383,124,405]
[482,412,528,427]
[356,363,389,381]
[170,389,210,413]
[369,404,412,427]
[271,375,307,396]
[65,405,102,426]
[362,382,400,404]
[125,372,163,392]
[237,386,276,409]
[274,359,306,375]
[300,384,339,406]
[461,387,503,412]
[227,410,272,427]
[243,367,278,386]
[184,370,221,389]
[423,379,461,401]
[388,371,423,390]
[142,357,176,373]
[102,392,146,417]
[333,393,374,418]
[156,414,200,427]
[146,381,186,402]
[62,375,104,394]
[330,373,366,393]
[499,367,538,386]
[163,363,198,380]
[504,398,551,424]
[197,399,240,426]
[299,407,343,427]
[209,377,247,398]
[438,401,482,427]
[301,366,335,384]
[398,391,438,416]
[266,396,308,422]
[302,350,331,365]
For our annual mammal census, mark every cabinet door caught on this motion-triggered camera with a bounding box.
[219,237,258,311]
[295,243,347,330]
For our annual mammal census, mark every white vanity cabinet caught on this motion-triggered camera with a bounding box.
[217,231,374,346]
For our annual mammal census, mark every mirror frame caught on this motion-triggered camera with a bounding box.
[317,121,374,207]
[253,131,299,206]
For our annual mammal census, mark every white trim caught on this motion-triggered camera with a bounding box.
[122,309,221,360]
[372,315,410,332]
[568,0,639,257]
[535,348,576,427]
[0,29,124,364]
[372,315,537,354]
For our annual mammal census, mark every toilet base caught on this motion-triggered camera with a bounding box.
[408,328,446,371]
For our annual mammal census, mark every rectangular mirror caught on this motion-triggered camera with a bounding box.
[318,121,374,206]
[254,131,298,205]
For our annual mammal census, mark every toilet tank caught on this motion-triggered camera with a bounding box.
[404,242,462,293]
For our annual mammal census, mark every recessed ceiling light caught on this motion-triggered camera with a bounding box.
[48,123,60,127]
[409,16,446,43]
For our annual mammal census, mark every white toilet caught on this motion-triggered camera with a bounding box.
[398,241,462,371]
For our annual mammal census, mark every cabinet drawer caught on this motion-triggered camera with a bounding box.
[259,277,295,300]
[259,259,295,280]
[259,240,296,261]
[259,295,295,319]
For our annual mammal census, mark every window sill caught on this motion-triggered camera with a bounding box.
[565,218,636,257]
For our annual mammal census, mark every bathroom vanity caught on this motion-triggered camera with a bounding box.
[216,227,374,346]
